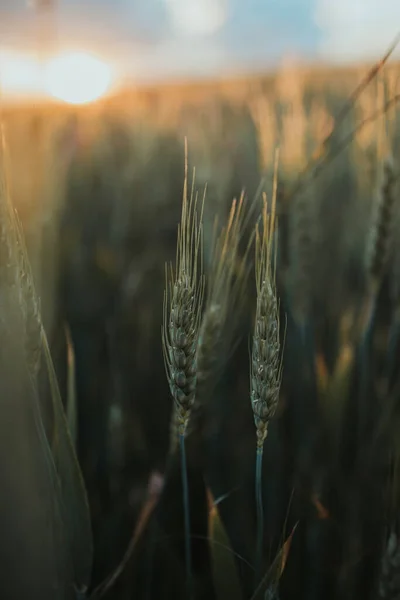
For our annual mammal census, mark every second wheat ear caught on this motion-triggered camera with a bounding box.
[190,193,252,443]
[250,183,283,590]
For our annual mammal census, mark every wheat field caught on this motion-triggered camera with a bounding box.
[1,56,400,600]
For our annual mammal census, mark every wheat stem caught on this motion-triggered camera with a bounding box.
[250,156,282,593]
[162,142,205,598]
[255,446,264,588]
[179,432,193,599]
[357,299,377,458]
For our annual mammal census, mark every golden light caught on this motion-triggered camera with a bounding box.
[44,51,113,105]
[0,50,43,98]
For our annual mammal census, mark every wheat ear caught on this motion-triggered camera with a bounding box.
[363,157,396,353]
[250,172,283,588]
[162,146,205,598]
[366,156,397,295]
[362,155,397,353]
[188,193,252,438]
[356,156,398,454]
[387,161,400,386]
[198,194,246,382]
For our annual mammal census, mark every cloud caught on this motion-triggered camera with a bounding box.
[0,0,321,80]
[126,37,231,81]
[164,0,228,37]
[314,0,400,61]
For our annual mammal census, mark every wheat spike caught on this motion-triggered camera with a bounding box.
[162,155,205,438]
[178,193,253,451]
[251,191,282,448]
[197,194,250,390]
[366,156,397,290]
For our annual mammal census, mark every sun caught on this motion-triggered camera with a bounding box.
[44,51,112,105]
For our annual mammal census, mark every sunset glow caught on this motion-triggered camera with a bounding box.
[0,49,113,104]
[0,50,42,97]
[44,52,113,104]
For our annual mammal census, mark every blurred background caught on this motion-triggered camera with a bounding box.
[2,2,400,599]
[1,0,400,99]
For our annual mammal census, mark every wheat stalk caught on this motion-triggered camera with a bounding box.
[250,162,283,588]
[0,123,94,593]
[162,144,205,598]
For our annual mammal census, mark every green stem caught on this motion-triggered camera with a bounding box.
[357,296,377,456]
[179,432,193,599]
[255,446,264,590]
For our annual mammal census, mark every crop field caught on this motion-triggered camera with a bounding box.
[1,53,400,600]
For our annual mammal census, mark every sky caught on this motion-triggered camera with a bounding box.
[1,0,400,82]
